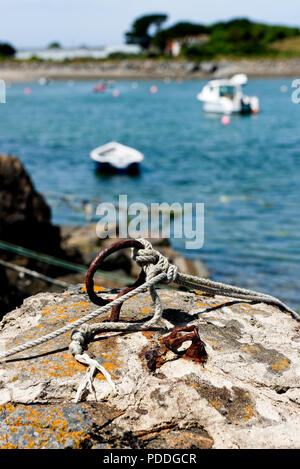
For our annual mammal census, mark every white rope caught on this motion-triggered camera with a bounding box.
[132,238,299,319]
[0,270,167,362]
[175,272,299,320]
[0,259,70,288]
[74,353,117,402]
[0,237,298,403]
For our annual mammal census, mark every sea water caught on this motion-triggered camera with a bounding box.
[1,78,299,310]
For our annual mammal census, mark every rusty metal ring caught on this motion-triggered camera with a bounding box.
[85,239,146,322]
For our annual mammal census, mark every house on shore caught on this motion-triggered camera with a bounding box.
[166,35,209,57]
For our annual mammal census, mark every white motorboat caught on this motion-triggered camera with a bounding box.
[90,141,144,174]
[197,74,259,115]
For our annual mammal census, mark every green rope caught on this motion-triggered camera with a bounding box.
[0,240,131,285]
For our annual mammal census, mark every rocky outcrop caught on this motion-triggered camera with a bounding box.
[0,155,67,315]
[0,285,299,449]
[0,154,61,255]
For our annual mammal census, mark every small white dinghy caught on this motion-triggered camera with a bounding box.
[90,141,144,174]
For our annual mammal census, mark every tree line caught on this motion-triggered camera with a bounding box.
[125,14,300,58]
[1,14,299,60]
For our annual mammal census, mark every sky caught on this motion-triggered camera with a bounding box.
[1,0,300,49]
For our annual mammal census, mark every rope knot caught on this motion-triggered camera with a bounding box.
[132,238,178,284]
[69,324,94,356]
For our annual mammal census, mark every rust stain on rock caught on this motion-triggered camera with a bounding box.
[142,331,154,340]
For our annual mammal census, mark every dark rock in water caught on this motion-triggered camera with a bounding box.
[0,155,66,315]
[0,154,61,255]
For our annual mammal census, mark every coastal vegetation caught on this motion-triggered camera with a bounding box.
[126,15,300,58]
[180,19,300,58]
[47,41,62,49]
[125,14,168,50]
[0,42,15,58]
[1,16,300,62]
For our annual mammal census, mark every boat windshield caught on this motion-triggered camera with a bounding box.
[219,85,235,98]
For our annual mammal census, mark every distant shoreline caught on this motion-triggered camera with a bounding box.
[1,58,300,82]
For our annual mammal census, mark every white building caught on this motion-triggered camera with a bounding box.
[15,44,141,61]
[166,35,209,57]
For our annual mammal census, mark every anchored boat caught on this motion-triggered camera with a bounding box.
[197,74,259,115]
[90,141,144,174]
[93,83,106,93]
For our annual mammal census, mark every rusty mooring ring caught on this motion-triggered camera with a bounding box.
[85,239,146,322]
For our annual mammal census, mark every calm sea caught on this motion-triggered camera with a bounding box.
[1,77,300,310]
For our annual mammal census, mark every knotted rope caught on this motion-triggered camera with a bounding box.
[0,238,298,402]
[133,238,298,319]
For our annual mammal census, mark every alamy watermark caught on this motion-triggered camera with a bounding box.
[0,79,6,103]
[95,195,204,250]
[291,79,300,103]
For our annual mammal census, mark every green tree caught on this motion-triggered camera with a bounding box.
[0,42,16,57]
[48,42,62,49]
[125,14,168,50]
[152,22,208,52]
[181,18,300,58]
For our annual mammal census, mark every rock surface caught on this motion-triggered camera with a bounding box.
[0,284,299,449]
